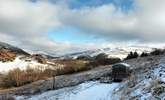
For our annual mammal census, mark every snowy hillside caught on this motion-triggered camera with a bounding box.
[0,57,51,73]
[116,56,165,99]
[59,46,154,59]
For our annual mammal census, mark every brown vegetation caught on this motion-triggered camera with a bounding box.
[88,53,121,67]
[0,60,90,88]
[0,67,48,88]
[0,48,16,62]
[0,53,120,89]
[53,60,90,75]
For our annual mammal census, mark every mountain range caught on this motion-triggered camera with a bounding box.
[0,41,155,60]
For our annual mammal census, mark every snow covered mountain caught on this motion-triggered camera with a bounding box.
[0,41,157,60]
[59,46,154,59]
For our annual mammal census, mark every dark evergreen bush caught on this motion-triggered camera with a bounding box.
[125,51,139,60]
[140,52,149,57]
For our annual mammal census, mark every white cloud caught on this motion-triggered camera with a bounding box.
[61,0,165,42]
[0,0,61,35]
[0,0,165,55]
[134,0,165,41]
[0,0,96,55]
[61,4,137,41]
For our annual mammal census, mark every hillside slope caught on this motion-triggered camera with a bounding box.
[0,42,29,62]
[115,55,165,99]
[0,42,29,56]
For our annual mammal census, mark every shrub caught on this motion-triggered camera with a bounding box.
[140,52,149,57]
[77,53,119,67]
[125,51,139,60]
[0,67,48,88]
[0,68,26,87]
[76,55,92,61]
[1,68,26,87]
[54,60,89,75]
[94,53,108,60]
[88,58,121,67]
[150,49,164,56]
[0,60,90,88]
[43,68,55,77]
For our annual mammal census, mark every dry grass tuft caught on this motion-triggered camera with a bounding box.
[0,60,89,88]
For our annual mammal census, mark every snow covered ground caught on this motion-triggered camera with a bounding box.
[0,57,48,73]
[117,56,165,99]
[16,81,120,100]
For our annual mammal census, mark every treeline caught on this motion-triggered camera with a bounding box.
[125,48,165,60]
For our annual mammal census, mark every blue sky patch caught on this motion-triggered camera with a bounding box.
[69,0,134,12]
[48,27,105,44]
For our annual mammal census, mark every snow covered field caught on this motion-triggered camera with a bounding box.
[16,81,120,100]
[0,57,48,73]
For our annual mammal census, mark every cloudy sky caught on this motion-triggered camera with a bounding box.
[0,0,165,55]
